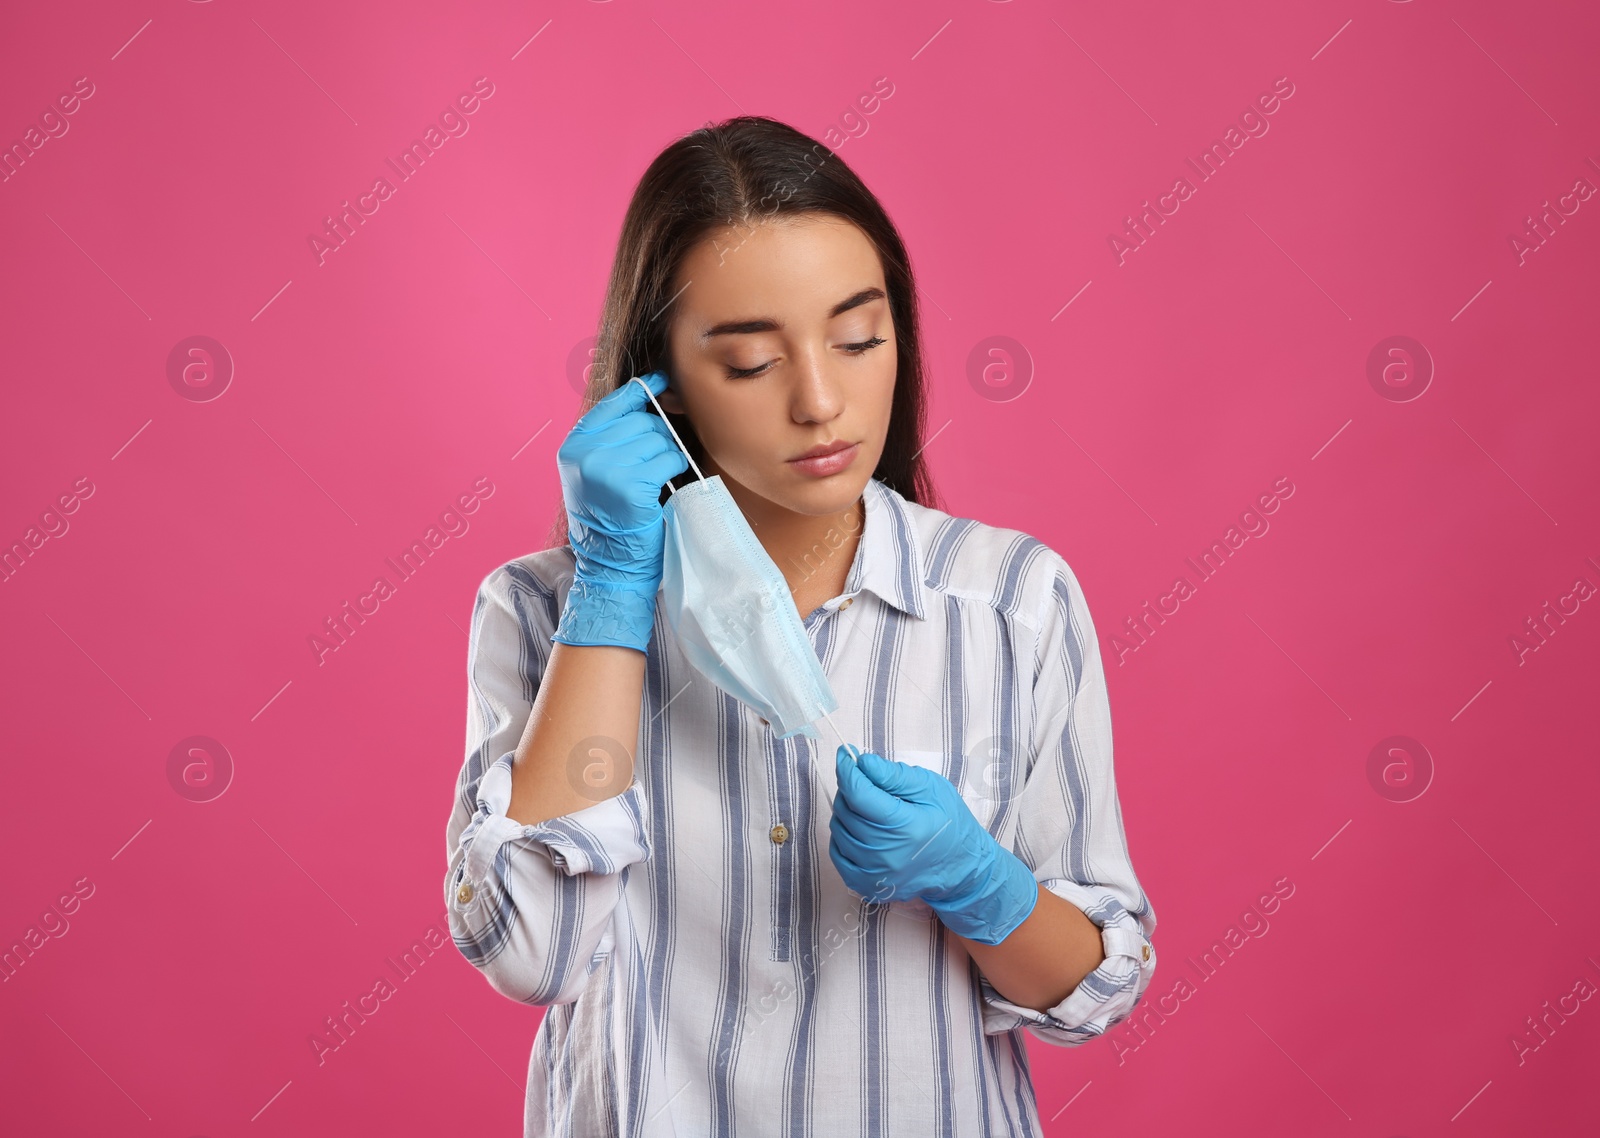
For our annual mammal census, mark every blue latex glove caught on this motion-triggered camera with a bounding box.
[551,370,690,652]
[828,747,1039,945]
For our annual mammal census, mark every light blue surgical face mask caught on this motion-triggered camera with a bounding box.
[631,375,842,740]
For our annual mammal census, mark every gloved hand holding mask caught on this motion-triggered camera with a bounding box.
[828,747,1039,945]
[552,370,689,653]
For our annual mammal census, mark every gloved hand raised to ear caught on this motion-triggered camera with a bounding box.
[827,747,1040,945]
[552,369,690,653]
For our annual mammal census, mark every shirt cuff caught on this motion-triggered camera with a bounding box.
[458,751,653,886]
[977,877,1154,1042]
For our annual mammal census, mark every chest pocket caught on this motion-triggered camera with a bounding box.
[863,747,1013,927]
[879,746,1008,837]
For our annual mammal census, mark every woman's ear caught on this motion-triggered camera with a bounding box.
[656,385,685,414]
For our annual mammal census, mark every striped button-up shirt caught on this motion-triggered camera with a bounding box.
[445,475,1157,1137]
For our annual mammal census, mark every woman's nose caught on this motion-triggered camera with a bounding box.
[789,350,846,424]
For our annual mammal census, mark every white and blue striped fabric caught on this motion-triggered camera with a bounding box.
[445,475,1157,1137]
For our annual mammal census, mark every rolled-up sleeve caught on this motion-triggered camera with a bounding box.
[444,557,653,1006]
[978,551,1157,1045]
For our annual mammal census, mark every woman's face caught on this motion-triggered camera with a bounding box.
[657,212,898,518]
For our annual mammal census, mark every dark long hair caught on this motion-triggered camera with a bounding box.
[547,115,940,550]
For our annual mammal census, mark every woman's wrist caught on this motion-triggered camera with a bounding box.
[926,841,1040,946]
[552,576,658,653]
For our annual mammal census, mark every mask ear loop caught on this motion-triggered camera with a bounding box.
[818,710,860,809]
[630,375,704,494]
[822,710,859,765]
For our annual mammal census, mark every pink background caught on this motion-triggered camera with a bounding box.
[3,1,1597,1134]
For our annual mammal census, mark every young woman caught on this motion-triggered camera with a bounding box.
[445,115,1156,1136]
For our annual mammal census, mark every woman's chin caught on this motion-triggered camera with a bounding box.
[722,471,865,520]
[773,470,870,517]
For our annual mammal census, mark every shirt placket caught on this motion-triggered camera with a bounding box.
[764,596,856,962]
[765,728,803,961]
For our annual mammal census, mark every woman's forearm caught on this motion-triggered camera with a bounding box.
[951,885,1105,1013]
[505,640,646,826]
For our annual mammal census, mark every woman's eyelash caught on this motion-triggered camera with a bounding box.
[724,336,887,379]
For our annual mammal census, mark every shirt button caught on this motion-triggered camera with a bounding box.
[1142,944,1151,962]
[770,824,790,844]
[457,882,474,904]
[840,597,853,609]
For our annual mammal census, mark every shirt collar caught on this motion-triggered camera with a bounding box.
[838,477,928,620]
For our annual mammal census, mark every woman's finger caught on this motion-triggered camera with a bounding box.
[835,749,906,826]
[829,804,886,849]
[827,835,870,882]
[830,804,903,855]
[576,370,669,433]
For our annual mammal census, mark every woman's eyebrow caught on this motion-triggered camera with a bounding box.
[700,286,886,340]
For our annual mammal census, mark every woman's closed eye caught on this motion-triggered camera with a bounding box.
[724,336,888,380]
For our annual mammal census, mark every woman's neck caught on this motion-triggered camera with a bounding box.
[711,467,865,613]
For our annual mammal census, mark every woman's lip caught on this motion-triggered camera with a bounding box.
[791,441,853,461]
[787,441,859,477]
